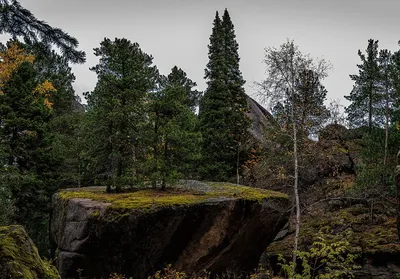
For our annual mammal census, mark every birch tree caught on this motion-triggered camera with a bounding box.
[258,39,330,264]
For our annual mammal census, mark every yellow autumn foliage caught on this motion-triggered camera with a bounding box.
[0,43,35,94]
[33,80,56,109]
[0,43,56,110]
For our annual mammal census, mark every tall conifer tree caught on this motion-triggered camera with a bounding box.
[0,43,58,253]
[345,39,381,130]
[199,9,250,181]
[148,66,201,189]
[378,49,395,166]
[85,38,159,192]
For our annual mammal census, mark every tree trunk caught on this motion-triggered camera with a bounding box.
[115,151,123,193]
[369,83,373,133]
[78,160,81,188]
[236,145,240,185]
[395,152,400,241]
[291,92,300,265]
[106,121,113,193]
[132,141,137,183]
[384,85,389,167]
[161,140,168,191]
[153,113,159,188]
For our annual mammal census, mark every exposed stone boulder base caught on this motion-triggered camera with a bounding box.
[50,181,289,279]
[0,225,60,279]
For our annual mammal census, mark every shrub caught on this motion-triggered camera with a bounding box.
[277,230,360,279]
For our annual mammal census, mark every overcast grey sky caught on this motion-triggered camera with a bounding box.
[16,0,400,108]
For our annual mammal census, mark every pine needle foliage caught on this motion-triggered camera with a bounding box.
[0,0,85,63]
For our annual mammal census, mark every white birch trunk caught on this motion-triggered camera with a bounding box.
[292,91,300,265]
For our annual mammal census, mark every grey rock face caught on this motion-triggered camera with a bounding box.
[50,185,289,279]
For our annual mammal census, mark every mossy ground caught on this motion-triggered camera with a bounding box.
[0,225,59,279]
[58,182,288,211]
[267,201,400,257]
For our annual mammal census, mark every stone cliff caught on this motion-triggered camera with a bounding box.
[50,181,290,279]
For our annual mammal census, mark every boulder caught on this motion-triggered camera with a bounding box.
[0,225,60,279]
[50,181,289,279]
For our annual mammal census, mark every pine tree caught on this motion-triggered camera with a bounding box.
[166,66,201,112]
[0,44,57,254]
[148,66,201,189]
[29,43,77,115]
[392,48,400,99]
[378,49,395,166]
[165,68,201,178]
[345,39,381,130]
[85,38,159,192]
[350,46,399,191]
[28,43,85,188]
[0,0,85,63]
[391,47,400,131]
[273,69,329,137]
[199,9,250,181]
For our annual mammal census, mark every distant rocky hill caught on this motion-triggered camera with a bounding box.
[246,96,276,142]
[71,98,85,113]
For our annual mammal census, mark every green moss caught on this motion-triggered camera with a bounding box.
[58,182,288,211]
[207,182,288,202]
[0,225,60,279]
[267,206,399,257]
[90,210,100,218]
[42,260,60,279]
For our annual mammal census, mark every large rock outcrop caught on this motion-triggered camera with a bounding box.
[246,96,276,143]
[50,181,289,279]
[0,225,60,279]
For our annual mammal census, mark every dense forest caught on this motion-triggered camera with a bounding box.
[1,1,400,279]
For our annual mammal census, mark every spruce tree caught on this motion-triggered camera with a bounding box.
[345,39,381,130]
[199,9,250,182]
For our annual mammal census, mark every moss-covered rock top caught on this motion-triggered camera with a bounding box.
[0,225,60,279]
[58,181,288,210]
